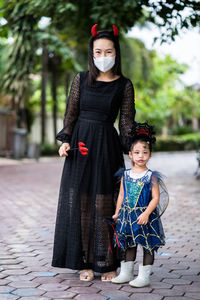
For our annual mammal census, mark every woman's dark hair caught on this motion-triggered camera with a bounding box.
[88,29,122,85]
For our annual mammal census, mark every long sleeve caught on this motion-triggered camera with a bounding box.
[56,73,80,143]
[119,79,136,154]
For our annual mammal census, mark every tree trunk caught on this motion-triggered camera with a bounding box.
[192,109,199,131]
[65,71,71,98]
[50,55,59,145]
[41,41,48,144]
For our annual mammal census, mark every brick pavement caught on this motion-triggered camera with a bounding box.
[0,151,200,300]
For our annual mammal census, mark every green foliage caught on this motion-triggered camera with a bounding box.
[134,51,195,132]
[154,133,200,151]
[170,126,195,135]
[0,0,199,144]
[121,38,153,85]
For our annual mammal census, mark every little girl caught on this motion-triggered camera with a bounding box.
[111,121,168,287]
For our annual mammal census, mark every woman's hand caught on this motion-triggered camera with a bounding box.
[137,212,149,225]
[58,143,70,157]
[112,214,119,221]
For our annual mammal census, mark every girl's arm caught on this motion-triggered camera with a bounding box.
[137,179,159,225]
[112,177,124,220]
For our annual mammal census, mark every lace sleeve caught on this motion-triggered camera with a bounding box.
[119,79,136,154]
[56,73,80,143]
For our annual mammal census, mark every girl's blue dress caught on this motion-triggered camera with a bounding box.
[114,169,168,254]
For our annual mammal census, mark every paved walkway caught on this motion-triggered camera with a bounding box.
[0,151,199,300]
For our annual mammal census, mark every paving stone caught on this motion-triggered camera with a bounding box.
[129,293,163,300]
[181,275,200,281]
[92,282,121,290]
[68,286,100,294]
[121,285,153,293]
[8,281,40,288]
[29,272,57,277]
[43,291,77,298]
[149,282,173,289]
[0,279,11,285]
[0,260,21,265]
[184,292,200,299]
[18,298,50,300]
[32,276,63,284]
[0,264,26,270]
[48,267,77,274]
[0,153,200,300]
[100,288,131,298]
[56,273,79,280]
[0,272,7,279]
[38,283,69,291]
[152,288,184,296]
[0,295,19,300]
[0,286,16,293]
[12,288,45,297]
[5,275,37,281]
[162,278,192,285]
[163,298,192,300]
[74,295,106,300]
[1,269,30,275]
[62,279,92,287]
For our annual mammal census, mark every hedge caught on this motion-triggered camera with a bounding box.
[154,133,200,151]
[40,133,200,156]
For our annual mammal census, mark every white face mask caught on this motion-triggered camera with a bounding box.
[93,56,116,73]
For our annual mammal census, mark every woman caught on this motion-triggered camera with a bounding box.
[52,24,136,281]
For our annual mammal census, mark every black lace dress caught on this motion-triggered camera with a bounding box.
[52,71,135,273]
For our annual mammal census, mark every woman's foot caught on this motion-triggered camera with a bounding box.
[101,271,116,282]
[80,269,94,281]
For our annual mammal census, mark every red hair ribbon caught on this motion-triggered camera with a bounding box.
[136,129,149,135]
[91,24,98,37]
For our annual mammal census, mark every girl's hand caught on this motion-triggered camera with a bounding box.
[137,212,149,225]
[59,143,70,157]
[112,214,118,221]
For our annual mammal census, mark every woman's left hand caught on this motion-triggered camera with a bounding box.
[137,212,149,225]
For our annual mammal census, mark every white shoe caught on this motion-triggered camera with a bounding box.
[111,261,134,284]
[129,264,151,287]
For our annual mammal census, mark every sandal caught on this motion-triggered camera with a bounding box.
[101,271,116,282]
[80,269,94,281]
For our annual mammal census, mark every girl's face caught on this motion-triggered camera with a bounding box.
[93,38,116,58]
[129,141,151,168]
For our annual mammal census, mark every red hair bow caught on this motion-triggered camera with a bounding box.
[136,129,149,135]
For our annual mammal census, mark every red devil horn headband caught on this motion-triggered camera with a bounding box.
[91,24,98,37]
[91,24,119,37]
[113,25,118,36]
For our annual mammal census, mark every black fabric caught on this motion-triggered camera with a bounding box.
[52,71,136,273]
[125,246,154,265]
[125,246,137,262]
[143,249,154,265]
